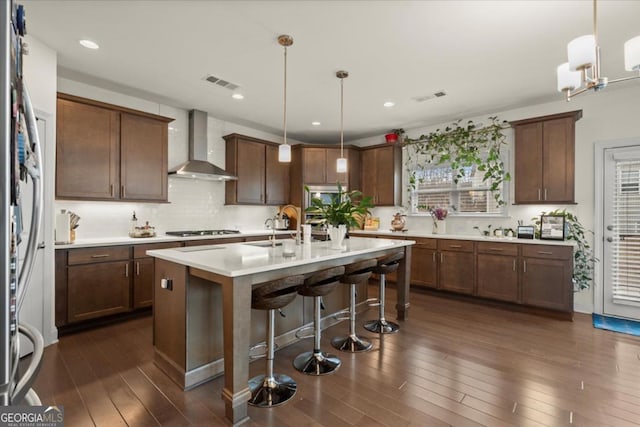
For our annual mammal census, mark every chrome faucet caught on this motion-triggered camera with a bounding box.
[264,216,277,247]
[277,205,301,245]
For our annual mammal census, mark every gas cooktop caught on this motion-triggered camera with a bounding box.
[165,229,241,237]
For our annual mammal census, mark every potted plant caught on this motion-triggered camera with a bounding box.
[305,182,374,248]
[384,128,405,144]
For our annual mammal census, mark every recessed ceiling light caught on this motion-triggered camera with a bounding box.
[231,93,244,100]
[79,39,99,50]
[311,121,321,126]
[383,101,395,108]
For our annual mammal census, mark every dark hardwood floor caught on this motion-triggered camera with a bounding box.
[32,286,640,426]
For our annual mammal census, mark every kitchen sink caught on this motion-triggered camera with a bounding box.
[245,241,282,248]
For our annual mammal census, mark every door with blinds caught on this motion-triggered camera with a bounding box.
[603,146,640,320]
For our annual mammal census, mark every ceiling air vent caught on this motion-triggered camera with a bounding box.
[204,75,240,91]
[412,90,447,102]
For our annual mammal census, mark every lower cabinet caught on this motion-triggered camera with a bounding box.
[411,238,437,288]
[132,242,183,309]
[476,242,519,302]
[521,245,573,312]
[438,239,475,294]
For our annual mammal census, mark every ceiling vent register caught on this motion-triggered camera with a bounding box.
[204,75,240,91]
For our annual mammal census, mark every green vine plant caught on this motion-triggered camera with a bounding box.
[532,209,598,291]
[404,117,511,207]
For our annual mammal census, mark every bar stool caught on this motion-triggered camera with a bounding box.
[248,274,304,408]
[331,258,377,352]
[293,266,345,375]
[364,251,404,334]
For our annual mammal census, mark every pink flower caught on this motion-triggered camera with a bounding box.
[430,207,448,221]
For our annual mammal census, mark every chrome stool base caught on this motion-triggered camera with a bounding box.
[364,319,400,334]
[293,351,341,375]
[331,334,372,353]
[248,374,297,407]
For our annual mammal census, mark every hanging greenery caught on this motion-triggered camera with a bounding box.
[404,117,511,207]
[532,209,597,291]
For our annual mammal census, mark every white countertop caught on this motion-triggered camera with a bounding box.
[147,236,415,278]
[54,229,294,249]
[350,229,575,246]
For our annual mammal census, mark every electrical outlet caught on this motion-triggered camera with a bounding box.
[160,278,173,291]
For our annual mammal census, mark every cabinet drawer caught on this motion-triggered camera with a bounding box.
[134,241,182,258]
[521,244,572,260]
[68,246,131,265]
[414,237,437,249]
[476,241,518,256]
[184,237,244,246]
[437,239,474,252]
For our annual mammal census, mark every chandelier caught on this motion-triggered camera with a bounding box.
[556,0,640,101]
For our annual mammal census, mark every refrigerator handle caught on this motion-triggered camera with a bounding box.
[10,323,43,404]
[16,83,44,311]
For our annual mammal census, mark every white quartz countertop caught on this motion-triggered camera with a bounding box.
[147,237,415,278]
[54,229,294,249]
[350,229,575,246]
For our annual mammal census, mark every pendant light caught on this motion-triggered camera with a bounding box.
[278,35,293,162]
[336,70,348,173]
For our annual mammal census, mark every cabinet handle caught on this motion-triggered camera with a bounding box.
[432,252,436,263]
[125,263,129,277]
[90,254,110,259]
[449,244,462,248]
[488,248,504,252]
[513,259,516,271]
[523,260,527,273]
[121,185,126,198]
[537,251,553,255]
[110,184,114,197]
[544,188,547,201]
[440,253,444,264]
[538,188,541,201]
[136,261,140,276]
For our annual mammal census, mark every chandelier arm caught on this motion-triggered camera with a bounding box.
[607,74,640,85]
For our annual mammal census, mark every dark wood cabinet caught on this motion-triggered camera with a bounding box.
[512,110,581,204]
[410,238,437,288]
[132,242,182,309]
[360,144,401,206]
[56,93,172,202]
[476,242,519,302]
[224,133,290,205]
[521,245,573,312]
[438,239,475,294]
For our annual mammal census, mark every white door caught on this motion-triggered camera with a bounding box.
[603,146,640,320]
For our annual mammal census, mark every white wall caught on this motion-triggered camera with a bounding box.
[55,78,305,237]
[353,84,640,313]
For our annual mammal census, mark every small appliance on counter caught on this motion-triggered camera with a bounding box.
[390,212,407,232]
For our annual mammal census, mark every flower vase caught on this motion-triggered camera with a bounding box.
[328,224,346,249]
[433,220,446,235]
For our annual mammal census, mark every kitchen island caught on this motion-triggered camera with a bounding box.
[147,236,414,426]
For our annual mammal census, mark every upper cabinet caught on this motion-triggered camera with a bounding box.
[56,93,172,202]
[511,110,582,204]
[224,133,290,205]
[289,145,360,207]
[360,144,402,206]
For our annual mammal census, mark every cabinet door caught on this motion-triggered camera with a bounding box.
[236,139,265,204]
[325,147,348,185]
[67,261,131,322]
[439,251,475,294]
[56,98,120,200]
[303,148,327,184]
[375,146,397,206]
[411,245,437,288]
[542,117,575,203]
[360,149,376,201]
[265,144,290,205]
[133,257,154,308]
[120,113,168,201]
[521,257,573,312]
[514,122,543,203]
[347,148,361,191]
[477,253,519,302]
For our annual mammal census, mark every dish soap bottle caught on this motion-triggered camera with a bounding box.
[130,211,138,236]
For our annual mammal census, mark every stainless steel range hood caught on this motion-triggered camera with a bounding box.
[168,109,237,181]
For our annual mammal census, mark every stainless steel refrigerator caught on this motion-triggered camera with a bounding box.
[1,0,44,405]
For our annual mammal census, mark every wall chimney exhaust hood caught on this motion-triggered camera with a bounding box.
[168,109,237,181]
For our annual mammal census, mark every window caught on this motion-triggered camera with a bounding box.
[408,153,509,217]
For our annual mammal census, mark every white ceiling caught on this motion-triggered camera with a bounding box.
[21,0,640,144]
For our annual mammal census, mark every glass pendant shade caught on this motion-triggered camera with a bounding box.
[278,144,291,162]
[557,62,582,92]
[336,157,348,173]
[624,35,640,71]
[568,35,596,70]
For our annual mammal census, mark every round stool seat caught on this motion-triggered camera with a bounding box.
[252,275,304,311]
[249,274,304,408]
[340,258,377,285]
[298,266,345,297]
[373,251,404,275]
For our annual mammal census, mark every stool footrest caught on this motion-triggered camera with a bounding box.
[294,325,315,340]
[365,297,381,308]
[249,341,279,360]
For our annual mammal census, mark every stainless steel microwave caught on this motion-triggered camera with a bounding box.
[304,185,344,209]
